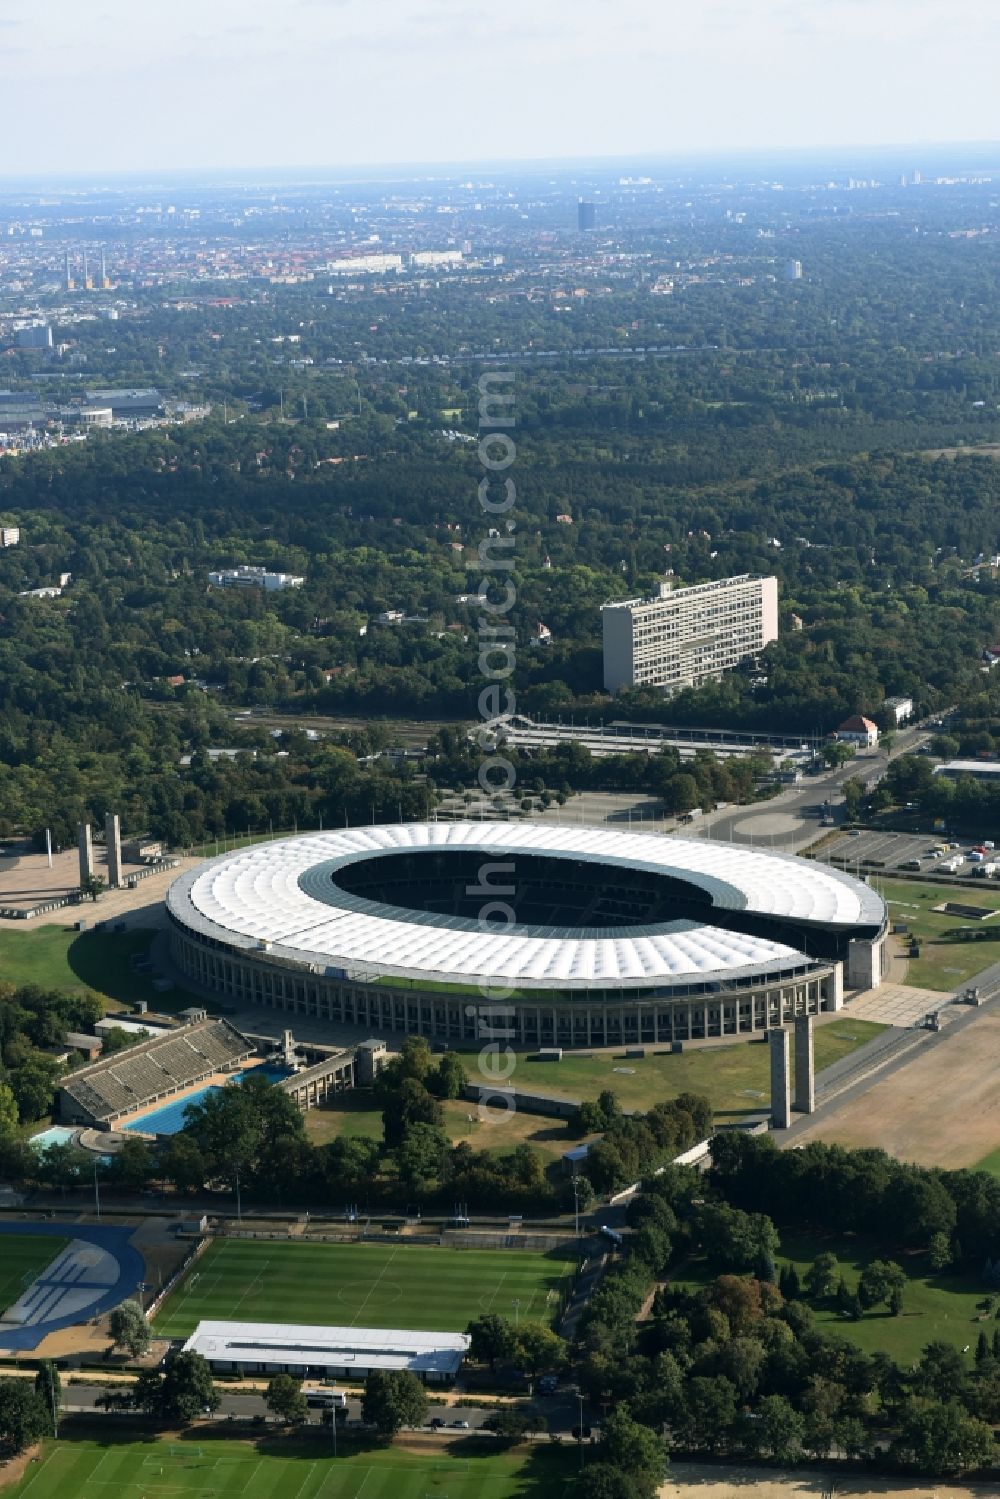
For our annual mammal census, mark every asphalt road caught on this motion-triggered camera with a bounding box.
[693,722,932,849]
[59,1383,582,1433]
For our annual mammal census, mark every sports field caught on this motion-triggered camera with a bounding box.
[0,1235,68,1317]
[976,1147,1000,1178]
[6,1435,570,1499]
[154,1239,573,1338]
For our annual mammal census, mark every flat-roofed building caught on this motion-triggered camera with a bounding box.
[933,760,1000,782]
[602,575,779,693]
[183,1320,469,1383]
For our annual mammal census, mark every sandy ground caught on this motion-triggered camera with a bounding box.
[660,1463,995,1498]
[0,846,198,927]
[794,1009,1000,1168]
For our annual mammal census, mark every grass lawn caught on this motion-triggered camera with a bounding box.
[302,1091,385,1146]
[6,1434,571,1499]
[488,1017,888,1117]
[974,1148,1000,1179]
[303,1092,587,1165]
[0,925,207,1014]
[0,1234,69,1316]
[880,877,1000,990]
[679,1230,989,1366]
[153,1239,574,1339]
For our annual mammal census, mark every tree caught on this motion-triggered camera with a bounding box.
[916,1340,967,1401]
[804,1251,839,1301]
[515,1322,566,1377]
[382,1078,443,1149]
[265,1374,308,1426]
[601,1404,668,1494]
[433,1052,466,1100]
[890,1398,995,1474]
[0,1082,18,1136]
[361,1369,428,1436]
[928,1231,952,1271]
[754,1394,805,1462]
[79,873,106,902]
[0,1378,49,1454]
[107,1136,155,1191]
[484,1408,540,1441]
[858,1259,906,1311]
[394,1122,449,1190]
[158,1351,219,1422]
[33,1362,60,1433]
[161,1134,207,1194]
[108,1299,150,1358]
[576,1466,648,1499]
[466,1313,516,1371]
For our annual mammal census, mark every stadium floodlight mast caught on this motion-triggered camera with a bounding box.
[92,1156,101,1220]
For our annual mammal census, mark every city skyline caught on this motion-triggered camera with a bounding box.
[0,0,998,175]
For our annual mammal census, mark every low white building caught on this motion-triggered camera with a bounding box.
[182,1320,469,1383]
[208,566,304,591]
[933,760,1000,783]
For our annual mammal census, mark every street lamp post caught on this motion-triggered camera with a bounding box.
[577,1391,585,1471]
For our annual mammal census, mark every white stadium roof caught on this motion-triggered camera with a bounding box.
[168,822,883,992]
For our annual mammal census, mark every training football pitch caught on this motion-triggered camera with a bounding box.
[7,1435,571,1499]
[0,1235,69,1317]
[154,1238,574,1338]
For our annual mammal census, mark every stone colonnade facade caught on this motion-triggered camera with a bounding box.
[169,918,841,1051]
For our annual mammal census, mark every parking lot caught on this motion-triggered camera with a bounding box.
[824,828,1000,883]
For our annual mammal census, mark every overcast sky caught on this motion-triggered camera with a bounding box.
[1,0,997,176]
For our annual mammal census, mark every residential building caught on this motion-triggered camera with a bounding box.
[16,323,53,350]
[883,695,914,725]
[601,575,779,694]
[208,566,304,591]
[409,250,463,268]
[836,715,879,748]
[0,526,20,548]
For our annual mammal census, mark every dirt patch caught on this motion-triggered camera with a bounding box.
[0,1442,43,1494]
[660,1461,994,1498]
[795,1010,1000,1168]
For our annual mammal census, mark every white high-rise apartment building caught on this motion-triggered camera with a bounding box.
[602,575,779,693]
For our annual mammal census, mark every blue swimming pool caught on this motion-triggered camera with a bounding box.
[122,1063,294,1137]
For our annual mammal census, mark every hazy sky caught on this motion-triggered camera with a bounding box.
[1,0,997,175]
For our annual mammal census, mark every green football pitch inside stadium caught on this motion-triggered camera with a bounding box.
[7,1436,572,1499]
[154,1238,574,1338]
[0,1235,69,1315]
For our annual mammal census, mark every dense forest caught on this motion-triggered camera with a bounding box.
[6,185,1000,845]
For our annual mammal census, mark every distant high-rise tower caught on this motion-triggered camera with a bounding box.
[577,199,596,232]
[785,259,803,281]
[64,251,75,292]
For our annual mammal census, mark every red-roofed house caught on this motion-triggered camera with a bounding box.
[836,715,879,748]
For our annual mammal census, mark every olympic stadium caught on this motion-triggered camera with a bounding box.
[166,822,887,1051]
